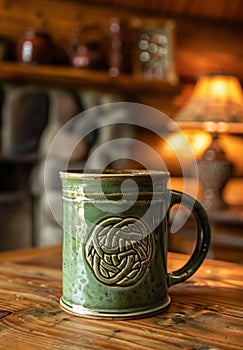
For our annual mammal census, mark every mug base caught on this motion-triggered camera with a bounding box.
[60,296,171,320]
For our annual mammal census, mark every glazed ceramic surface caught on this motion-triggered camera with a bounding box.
[60,170,211,319]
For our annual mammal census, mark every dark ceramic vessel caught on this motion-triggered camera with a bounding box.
[16,29,54,64]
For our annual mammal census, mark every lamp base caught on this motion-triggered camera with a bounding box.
[198,133,233,211]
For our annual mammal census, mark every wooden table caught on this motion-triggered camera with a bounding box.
[0,246,242,350]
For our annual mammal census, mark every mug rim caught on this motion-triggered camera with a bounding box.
[60,169,170,179]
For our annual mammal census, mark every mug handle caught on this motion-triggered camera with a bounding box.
[166,190,211,287]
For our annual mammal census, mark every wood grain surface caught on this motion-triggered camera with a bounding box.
[0,246,242,350]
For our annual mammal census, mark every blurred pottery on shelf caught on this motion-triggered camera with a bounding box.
[16,29,55,64]
[69,41,106,69]
[68,22,107,70]
[0,36,14,61]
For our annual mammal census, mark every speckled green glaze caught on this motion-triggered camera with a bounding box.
[60,170,211,319]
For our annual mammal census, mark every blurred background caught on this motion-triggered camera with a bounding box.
[0,0,242,263]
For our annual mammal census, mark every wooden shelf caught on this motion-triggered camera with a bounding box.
[0,61,179,96]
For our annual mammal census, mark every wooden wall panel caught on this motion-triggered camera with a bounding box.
[0,0,243,113]
[86,0,243,22]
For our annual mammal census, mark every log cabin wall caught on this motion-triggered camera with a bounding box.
[0,0,243,253]
[0,0,243,115]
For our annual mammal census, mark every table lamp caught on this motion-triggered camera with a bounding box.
[175,72,243,211]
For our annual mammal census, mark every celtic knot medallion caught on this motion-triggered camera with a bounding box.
[85,217,154,287]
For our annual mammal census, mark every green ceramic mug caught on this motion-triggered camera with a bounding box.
[60,169,211,319]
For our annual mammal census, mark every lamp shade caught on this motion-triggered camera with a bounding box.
[175,72,243,132]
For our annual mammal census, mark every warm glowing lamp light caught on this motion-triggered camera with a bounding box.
[175,72,243,131]
[175,72,243,210]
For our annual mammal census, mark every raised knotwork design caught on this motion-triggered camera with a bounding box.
[85,217,154,287]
